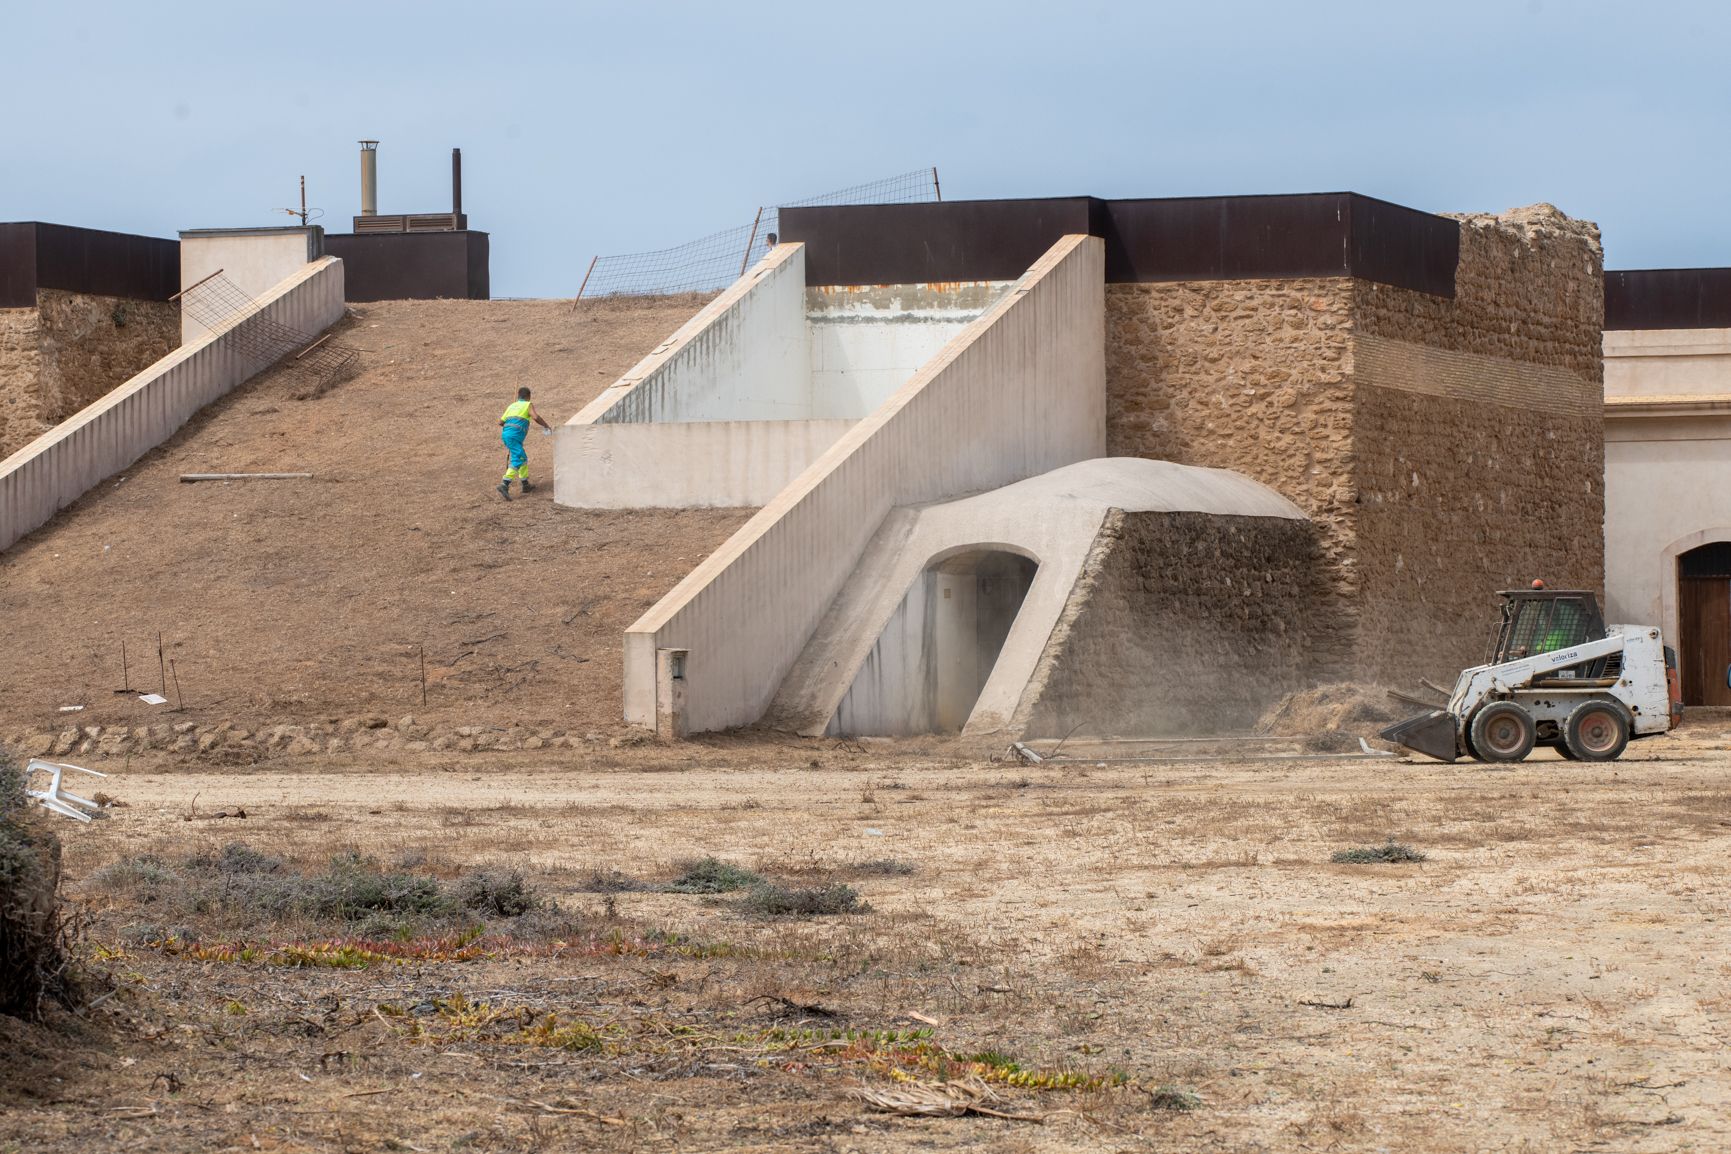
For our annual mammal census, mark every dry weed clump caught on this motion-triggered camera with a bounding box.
[1331,839,1428,864]
[738,882,869,918]
[0,749,83,1019]
[90,842,542,934]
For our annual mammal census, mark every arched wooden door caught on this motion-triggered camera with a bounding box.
[1679,543,1731,706]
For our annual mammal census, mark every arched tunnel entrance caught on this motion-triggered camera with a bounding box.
[931,550,1039,730]
[828,548,1038,735]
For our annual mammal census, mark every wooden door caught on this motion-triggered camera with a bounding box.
[1680,577,1731,706]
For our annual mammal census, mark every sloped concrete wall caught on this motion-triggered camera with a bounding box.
[573,245,809,426]
[557,245,819,509]
[0,257,344,554]
[1016,509,1330,737]
[624,235,1106,733]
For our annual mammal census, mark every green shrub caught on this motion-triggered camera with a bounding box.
[88,843,545,930]
[665,857,763,894]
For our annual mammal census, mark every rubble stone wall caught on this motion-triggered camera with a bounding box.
[0,308,43,461]
[1101,206,1605,689]
[1348,209,1605,685]
[1104,278,1358,676]
[0,292,179,461]
[1018,509,1330,737]
[35,290,179,427]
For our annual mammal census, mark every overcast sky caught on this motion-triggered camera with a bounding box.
[6,0,1728,297]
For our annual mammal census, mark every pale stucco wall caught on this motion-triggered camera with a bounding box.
[1602,327,1731,662]
[178,228,324,345]
[1,257,345,554]
[621,235,1106,733]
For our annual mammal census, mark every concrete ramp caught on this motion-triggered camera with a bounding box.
[763,457,1313,738]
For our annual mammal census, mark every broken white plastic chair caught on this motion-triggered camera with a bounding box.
[23,759,108,822]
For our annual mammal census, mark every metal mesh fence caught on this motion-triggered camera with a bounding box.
[178,271,359,392]
[575,167,940,300]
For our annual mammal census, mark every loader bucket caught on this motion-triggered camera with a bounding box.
[1379,710,1460,762]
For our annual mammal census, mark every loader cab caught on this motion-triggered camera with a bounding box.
[1490,590,1607,664]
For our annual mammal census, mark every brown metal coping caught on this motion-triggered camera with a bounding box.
[0,221,179,308]
[1606,267,1731,331]
[777,193,1459,298]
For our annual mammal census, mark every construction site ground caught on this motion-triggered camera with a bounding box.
[0,295,747,744]
[6,296,1731,1151]
[5,722,1731,1152]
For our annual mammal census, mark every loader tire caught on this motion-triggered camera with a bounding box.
[1562,700,1631,762]
[1469,702,1536,762]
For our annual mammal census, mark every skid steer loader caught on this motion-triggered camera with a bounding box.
[1380,587,1682,763]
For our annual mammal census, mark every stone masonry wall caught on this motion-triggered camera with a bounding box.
[0,291,178,461]
[1017,510,1328,738]
[0,308,43,461]
[1348,207,1605,684]
[1105,278,1358,676]
[1103,205,1605,690]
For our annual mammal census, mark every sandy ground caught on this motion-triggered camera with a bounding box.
[4,721,1730,1152]
[0,296,747,738]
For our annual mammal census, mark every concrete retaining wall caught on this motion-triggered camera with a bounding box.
[623,234,1106,732]
[557,417,854,508]
[0,257,344,554]
[806,282,1008,417]
[575,245,809,426]
[556,245,816,509]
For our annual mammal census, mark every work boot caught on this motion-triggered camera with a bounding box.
[519,479,535,494]
[496,480,512,501]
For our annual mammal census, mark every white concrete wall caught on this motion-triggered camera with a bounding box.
[1604,327,1731,662]
[554,418,854,508]
[574,245,809,426]
[622,235,1107,733]
[179,228,324,345]
[0,257,345,554]
[806,282,1008,418]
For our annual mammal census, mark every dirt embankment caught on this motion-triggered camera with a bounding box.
[0,296,748,742]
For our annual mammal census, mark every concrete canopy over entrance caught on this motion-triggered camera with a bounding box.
[763,456,1312,738]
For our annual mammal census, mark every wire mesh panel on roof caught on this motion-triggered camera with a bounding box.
[178,271,359,395]
[576,167,940,300]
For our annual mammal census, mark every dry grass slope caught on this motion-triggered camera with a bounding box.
[0,296,749,738]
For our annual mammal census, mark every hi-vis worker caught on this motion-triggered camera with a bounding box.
[497,386,552,500]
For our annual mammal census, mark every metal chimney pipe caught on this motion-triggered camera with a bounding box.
[452,148,462,219]
[358,140,379,216]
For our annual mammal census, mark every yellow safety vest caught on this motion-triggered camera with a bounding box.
[501,399,533,423]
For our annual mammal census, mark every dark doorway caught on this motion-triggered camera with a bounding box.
[1679,542,1731,706]
[930,550,1039,731]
